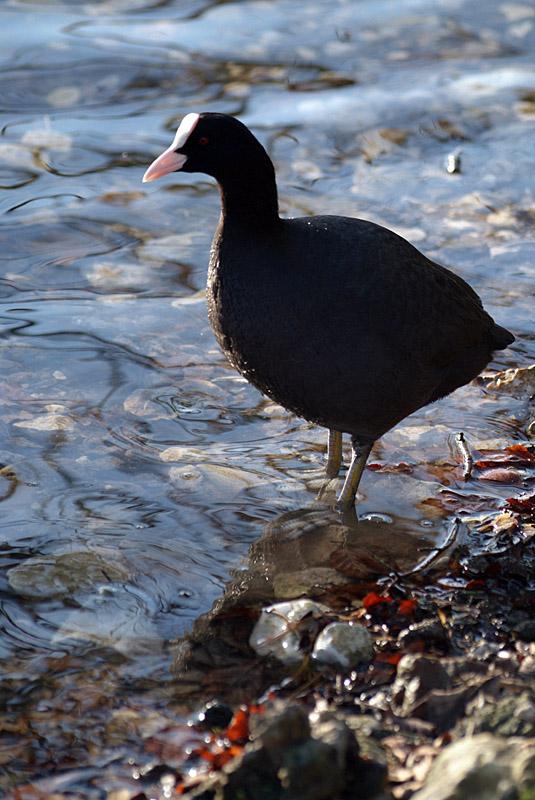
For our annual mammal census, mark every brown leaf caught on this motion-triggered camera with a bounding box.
[476,445,535,469]
[422,491,501,514]
[477,468,523,485]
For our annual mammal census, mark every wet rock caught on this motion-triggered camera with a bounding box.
[13,406,75,431]
[484,364,535,398]
[249,599,328,665]
[412,733,535,800]
[220,744,282,800]
[52,582,164,656]
[483,365,535,436]
[123,388,168,420]
[391,654,451,716]
[309,708,353,764]
[397,618,448,650]
[388,654,486,732]
[249,701,311,752]
[512,618,535,642]
[184,703,312,799]
[519,655,535,677]
[455,689,535,738]
[168,462,263,501]
[309,708,387,799]
[272,567,351,600]
[312,621,373,669]
[465,642,518,672]
[344,714,389,778]
[512,747,535,795]
[7,548,133,599]
[197,463,264,496]
[278,737,346,798]
[139,763,180,787]
[440,657,492,682]
[184,701,387,800]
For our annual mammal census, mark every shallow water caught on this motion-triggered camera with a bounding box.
[0,0,534,781]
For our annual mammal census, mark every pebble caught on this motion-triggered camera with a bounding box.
[312,621,373,670]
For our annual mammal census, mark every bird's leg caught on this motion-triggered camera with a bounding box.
[336,438,373,512]
[326,429,343,478]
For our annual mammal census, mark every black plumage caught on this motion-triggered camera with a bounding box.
[143,112,514,510]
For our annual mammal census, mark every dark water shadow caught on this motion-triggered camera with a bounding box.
[170,502,440,704]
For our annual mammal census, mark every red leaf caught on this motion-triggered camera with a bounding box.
[398,599,417,616]
[212,750,237,768]
[362,592,393,609]
[197,747,218,764]
[506,490,535,514]
[506,444,535,463]
[375,652,403,665]
[476,445,535,469]
[225,709,249,742]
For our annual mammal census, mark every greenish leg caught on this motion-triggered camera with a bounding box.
[326,429,343,478]
[336,440,373,512]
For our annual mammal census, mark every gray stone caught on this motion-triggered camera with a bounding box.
[279,737,345,799]
[309,709,354,769]
[222,743,280,800]
[398,618,448,649]
[455,690,535,738]
[413,733,535,800]
[512,747,535,794]
[273,567,350,600]
[7,548,132,599]
[312,621,373,669]
[250,701,310,756]
[391,654,451,716]
[512,619,535,642]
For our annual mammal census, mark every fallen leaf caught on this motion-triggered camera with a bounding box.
[225,708,250,742]
[398,599,417,616]
[363,592,393,610]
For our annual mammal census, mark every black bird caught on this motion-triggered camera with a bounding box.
[143,112,514,510]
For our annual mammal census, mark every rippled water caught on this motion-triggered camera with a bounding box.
[0,0,534,763]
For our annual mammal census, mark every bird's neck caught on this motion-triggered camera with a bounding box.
[217,154,281,234]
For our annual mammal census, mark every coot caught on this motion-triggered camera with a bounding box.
[143,112,514,511]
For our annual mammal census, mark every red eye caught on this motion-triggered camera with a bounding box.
[199,136,209,146]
